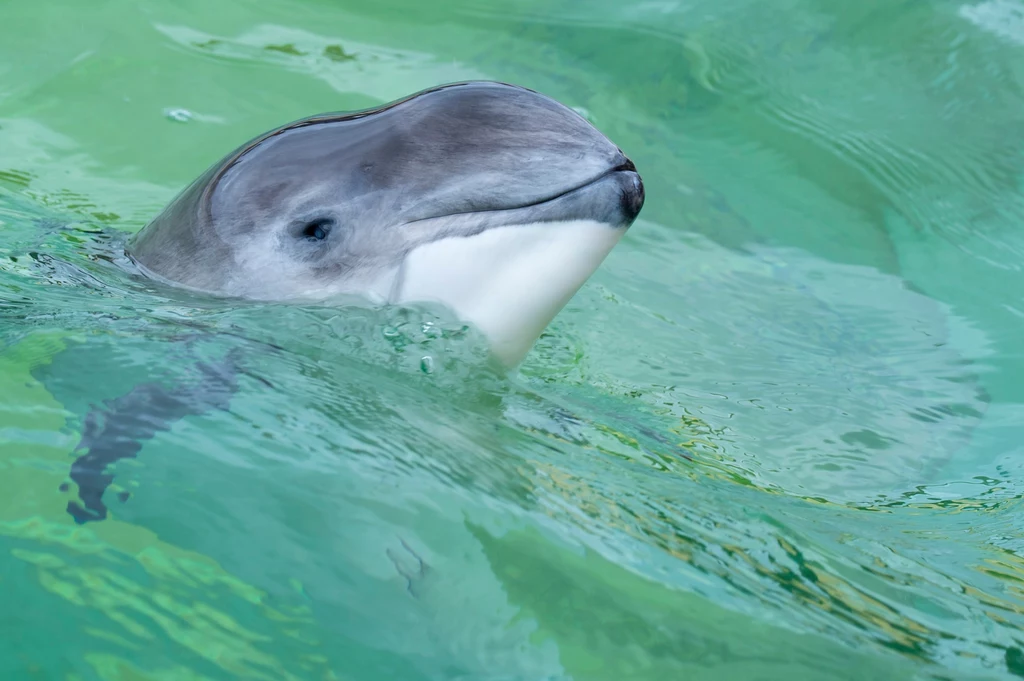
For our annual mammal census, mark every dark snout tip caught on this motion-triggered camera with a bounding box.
[615,157,644,223]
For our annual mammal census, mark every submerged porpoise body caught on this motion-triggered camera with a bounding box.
[62,82,644,521]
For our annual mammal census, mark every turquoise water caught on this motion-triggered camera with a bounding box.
[3,0,1024,678]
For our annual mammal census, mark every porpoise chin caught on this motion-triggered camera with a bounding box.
[127,81,644,365]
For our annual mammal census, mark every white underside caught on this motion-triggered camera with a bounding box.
[392,220,625,366]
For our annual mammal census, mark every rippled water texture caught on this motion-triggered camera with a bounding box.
[3,0,1024,678]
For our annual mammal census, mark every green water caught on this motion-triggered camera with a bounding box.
[2,0,1024,678]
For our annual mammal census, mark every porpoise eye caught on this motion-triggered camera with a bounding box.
[301,218,333,241]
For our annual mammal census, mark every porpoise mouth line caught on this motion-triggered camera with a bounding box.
[406,158,639,225]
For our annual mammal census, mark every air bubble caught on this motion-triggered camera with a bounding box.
[421,321,440,338]
[164,108,195,123]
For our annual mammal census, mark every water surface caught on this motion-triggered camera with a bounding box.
[2,0,1024,678]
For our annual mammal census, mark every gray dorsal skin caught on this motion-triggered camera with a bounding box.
[127,80,644,366]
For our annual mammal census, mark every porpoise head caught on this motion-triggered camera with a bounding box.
[127,81,644,365]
